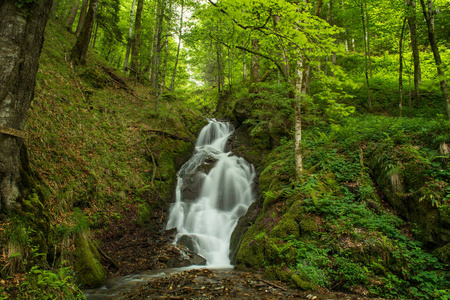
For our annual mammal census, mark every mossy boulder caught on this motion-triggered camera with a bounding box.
[73,233,106,288]
[270,214,299,239]
[234,225,267,269]
[264,265,292,282]
[291,274,316,291]
[229,202,261,264]
[433,242,450,265]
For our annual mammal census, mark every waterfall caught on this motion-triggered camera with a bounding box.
[166,119,255,266]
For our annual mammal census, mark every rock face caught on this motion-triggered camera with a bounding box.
[367,144,450,264]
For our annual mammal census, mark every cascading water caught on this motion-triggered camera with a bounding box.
[166,119,255,267]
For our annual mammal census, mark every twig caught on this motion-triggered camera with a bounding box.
[260,279,288,292]
[98,247,120,269]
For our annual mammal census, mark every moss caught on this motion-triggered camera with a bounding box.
[291,274,316,291]
[235,225,267,269]
[264,238,296,265]
[264,265,292,282]
[270,215,299,239]
[433,243,450,265]
[73,234,106,288]
[299,217,317,236]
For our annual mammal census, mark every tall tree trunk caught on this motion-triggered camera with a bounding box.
[123,0,137,72]
[419,0,450,120]
[399,18,407,117]
[360,1,372,110]
[243,52,248,83]
[66,0,80,33]
[160,0,173,94]
[75,0,89,36]
[249,38,260,94]
[0,0,53,212]
[130,0,144,76]
[406,0,421,106]
[152,0,165,112]
[170,0,184,91]
[364,0,373,79]
[294,57,305,177]
[70,0,98,65]
[92,19,99,48]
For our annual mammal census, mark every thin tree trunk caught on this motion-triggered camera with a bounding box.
[364,0,373,79]
[70,0,98,65]
[0,0,53,212]
[294,58,304,177]
[130,0,144,76]
[152,0,165,112]
[161,0,174,93]
[399,18,407,117]
[250,38,260,85]
[75,0,89,36]
[419,0,450,120]
[243,52,248,83]
[66,0,80,32]
[92,19,99,48]
[170,0,184,91]
[360,1,371,110]
[406,0,421,106]
[123,0,137,72]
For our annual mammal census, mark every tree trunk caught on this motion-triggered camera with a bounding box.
[399,18,407,117]
[243,52,248,83]
[419,0,450,120]
[294,57,304,178]
[360,2,371,110]
[250,38,260,85]
[70,0,98,65]
[123,0,137,72]
[406,0,421,106]
[364,0,373,79]
[0,0,53,212]
[130,0,144,76]
[75,0,89,36]
[170,0,184,91]
[66,0,80,32]
[160,0,173,94]
[152,0,165,112]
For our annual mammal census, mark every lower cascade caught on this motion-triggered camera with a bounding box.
[166,119,255,266]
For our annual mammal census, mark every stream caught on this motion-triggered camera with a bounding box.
[84,119,256,298]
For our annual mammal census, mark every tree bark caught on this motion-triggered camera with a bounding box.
[399,18,407,117]
[419,0,450,120]
[70,0,99,65]
[75,0,89,36]
[0,0,53,212]
[123,0,137,72]
[360,1,371,110]
[406,0,421,106]
[66,0,80,32]
[152,0,165,112]
[170,0,184,91]
[250,38,260,85]
[130,0,144,75]
[160,0,173,94]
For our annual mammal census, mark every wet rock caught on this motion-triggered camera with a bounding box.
[177,234,200,252]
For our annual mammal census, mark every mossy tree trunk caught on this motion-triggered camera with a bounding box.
[130,0,144,75]
[0,0,53,213]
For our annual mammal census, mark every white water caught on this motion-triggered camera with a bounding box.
[166,119,255,267]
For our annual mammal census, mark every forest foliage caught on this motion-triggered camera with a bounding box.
[1,0,450,298]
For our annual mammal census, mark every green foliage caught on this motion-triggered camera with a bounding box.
[18,266,84,300]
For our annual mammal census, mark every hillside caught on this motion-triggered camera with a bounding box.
[0,18,205,299]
